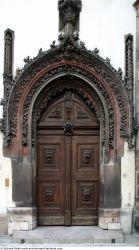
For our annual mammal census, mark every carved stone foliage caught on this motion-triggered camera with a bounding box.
[2,32,134,148]
[58,0,82,35]
[21,65,114,147]
[35,87,102,127]
[125,34,134,80]
[124,34,134,148]
[7,65,114,148]
[58,0,82,11]
[4,29,14,77]
[30,84,105,148]
[1,29,15,146]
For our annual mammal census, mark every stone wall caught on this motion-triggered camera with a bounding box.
[0,132,12,234]
[98,142,135,234]
[121,142,135,234]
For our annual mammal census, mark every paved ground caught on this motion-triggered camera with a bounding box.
[0,226,139,248]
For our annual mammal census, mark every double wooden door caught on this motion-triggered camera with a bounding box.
[37,92,100,226]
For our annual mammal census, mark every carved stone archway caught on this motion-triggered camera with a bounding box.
[1,0,135,234]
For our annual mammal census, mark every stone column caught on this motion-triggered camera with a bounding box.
[133,0,139,232]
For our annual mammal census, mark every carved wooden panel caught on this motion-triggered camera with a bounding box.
[38,143,62,172]
[76,107,89,119]
[77,144,99,171]
[48,107,62,119]
[42,102,65,123]
[74,103,96,122]
[42,183,61,208]
[77,181,98,209]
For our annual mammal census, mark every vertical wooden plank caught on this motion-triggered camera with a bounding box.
[64,135,71,226]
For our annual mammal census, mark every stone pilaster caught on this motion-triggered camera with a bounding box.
[2,29,15,146]
[99,160,121,231]
[4,28,14,78]
[133,0,139,233]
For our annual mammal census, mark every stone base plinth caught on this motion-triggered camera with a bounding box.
[8,207,37,235]
[99,208,121,230]
[99,208,134,233]
[121,208,134,234]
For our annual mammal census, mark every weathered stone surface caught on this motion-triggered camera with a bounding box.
[0,215,8,235]
[12,157,34,206]
[101,162,121,208]
[8,207,37,235]
[108,223,121,230]
[121,208,133,234]
[12,226,124,244]
[99,209,121,230]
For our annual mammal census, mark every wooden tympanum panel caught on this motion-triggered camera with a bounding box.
[37,92,99,226]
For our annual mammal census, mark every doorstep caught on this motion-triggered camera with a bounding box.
[11,226,124,244]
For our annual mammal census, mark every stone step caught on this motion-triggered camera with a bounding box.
[12,226,124,244]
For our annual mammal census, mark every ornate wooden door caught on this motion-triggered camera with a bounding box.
[37,92,100,225]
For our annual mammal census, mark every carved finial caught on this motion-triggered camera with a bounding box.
[105,57,111,65]
[39,48,43,54]
[23,56,30,64]
[50,41,56,49]
[15,67,22,77]
[58,0,82,36]
[4,28,14,78]
[93,48,99,54]
[125,34,134,81]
